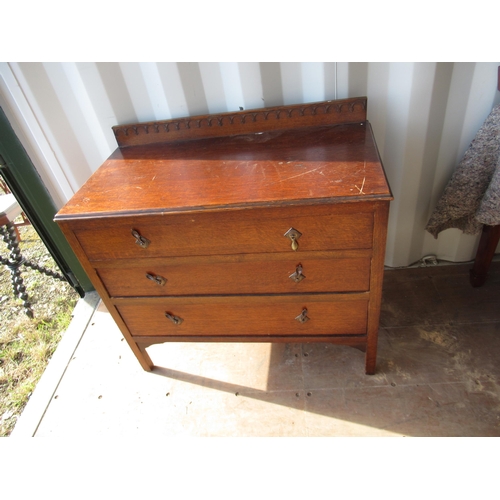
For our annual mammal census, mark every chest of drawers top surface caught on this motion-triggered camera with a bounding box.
[56,98,392,221]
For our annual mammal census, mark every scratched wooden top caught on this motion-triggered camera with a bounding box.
[56,121,392,220]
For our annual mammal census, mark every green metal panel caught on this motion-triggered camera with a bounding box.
[0,106,94,295]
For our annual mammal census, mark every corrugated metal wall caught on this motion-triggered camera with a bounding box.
[1,62,499,267]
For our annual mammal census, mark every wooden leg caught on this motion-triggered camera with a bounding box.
[135,343,154,371]
[364,203,390,375]
[365,345,377,375]
[470,224,500,287]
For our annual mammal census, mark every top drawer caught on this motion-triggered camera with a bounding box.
[71,204,375,261]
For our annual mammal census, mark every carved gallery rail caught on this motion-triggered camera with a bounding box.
[55,97,393,375]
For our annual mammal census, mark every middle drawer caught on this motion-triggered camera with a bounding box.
[96,250,371,297]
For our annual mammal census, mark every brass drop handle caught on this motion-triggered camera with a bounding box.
[284,228,302,251]
[165,312,183,325]
[289,264,306,283]
[145,273,167,286]
[295,307,310,323]
[131,229,150,248]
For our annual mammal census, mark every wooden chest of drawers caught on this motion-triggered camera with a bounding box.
[55,97,392,374]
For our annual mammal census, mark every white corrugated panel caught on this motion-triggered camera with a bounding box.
[1,62,499,267]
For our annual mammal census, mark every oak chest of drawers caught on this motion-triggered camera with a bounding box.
[55,97,392,374]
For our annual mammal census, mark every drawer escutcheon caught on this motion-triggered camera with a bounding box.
[295,307,310,323]
[131,228,151,248]
[165,312,183,325]
[289,264,306,283]
[284,227,302,251]
[145,273,167,286]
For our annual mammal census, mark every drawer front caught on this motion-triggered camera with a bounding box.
[97,253,371,297]
[116,295,368,337]
[73,206,374,261]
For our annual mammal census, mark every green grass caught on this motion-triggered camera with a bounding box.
[0,224,79,436]
[1,308,73,404]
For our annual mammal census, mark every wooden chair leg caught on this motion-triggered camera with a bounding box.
[470,224,500,287]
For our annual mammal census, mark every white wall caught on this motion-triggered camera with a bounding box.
[1,62,499,267]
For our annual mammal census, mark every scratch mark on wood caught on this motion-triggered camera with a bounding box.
[273,164,283,181]
[279,166,323,182]
[354,177,366,194]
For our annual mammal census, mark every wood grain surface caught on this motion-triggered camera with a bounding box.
[96,251,371,297]
[112,97,368,147]
[56,121,391,220]
[115,294,369,337]
[70,204,374,261]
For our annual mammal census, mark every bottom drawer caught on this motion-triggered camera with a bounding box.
[115,294,368,338]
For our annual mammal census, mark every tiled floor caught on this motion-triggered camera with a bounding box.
[14,261,500,436]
